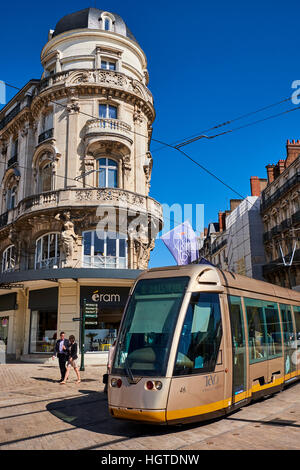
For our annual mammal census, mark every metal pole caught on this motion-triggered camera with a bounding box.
[80,298,86,371]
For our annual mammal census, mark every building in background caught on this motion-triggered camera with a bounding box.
[199,199,243,270]
[0,8,163,362]
[261,140,300,290]
[199,178,267,279]
[226,196,266,279]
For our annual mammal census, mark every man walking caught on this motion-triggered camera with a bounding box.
[52,332,69,382]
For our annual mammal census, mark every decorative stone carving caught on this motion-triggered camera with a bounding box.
[122,154,131,173]
[133,221,155,269]
[133,104,144,123]
[143,151,153,192]
[66,99,80,114]
[55,211,78,267]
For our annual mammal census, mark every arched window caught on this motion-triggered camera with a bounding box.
[6,185,17,210]
[35,232,60,269]
[102,15,113,31]
[38,161,53,193]
[97,158,118,188]
[2,245,15,273]
[83,230,127,268]
[3,169,20,212]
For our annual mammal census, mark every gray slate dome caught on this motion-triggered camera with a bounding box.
[52,7,138,44]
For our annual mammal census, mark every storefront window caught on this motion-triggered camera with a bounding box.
[84,308,119,353]
[81,286,130,353]
[30,310,57,353]
[82,230,127,268]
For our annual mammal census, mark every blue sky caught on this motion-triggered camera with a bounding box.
[1,0,300,267]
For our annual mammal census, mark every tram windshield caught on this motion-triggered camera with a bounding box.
[112,276,189,377]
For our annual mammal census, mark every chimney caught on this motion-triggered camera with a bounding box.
[218,211,225,232]
[286,139,300,167]
[266,164,275,184]
[250,176,268,196]
[278,159,285,174]
[250,176,260,196]
[204,227,208,237]
[230,199,243,211]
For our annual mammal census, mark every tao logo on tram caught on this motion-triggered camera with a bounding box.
[205,374,219,387]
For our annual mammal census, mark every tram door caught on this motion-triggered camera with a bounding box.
[281,304,296,381]
[0,316,9,364]
[228,296,247,404]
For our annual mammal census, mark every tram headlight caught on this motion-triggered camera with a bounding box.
[154,381,163,390]
[145,380,163,391]
[111,378,122,388]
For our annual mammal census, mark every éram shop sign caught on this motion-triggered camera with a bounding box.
[92,292,121,303]
[80,286,130,308]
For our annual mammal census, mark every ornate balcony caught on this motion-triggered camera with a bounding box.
[84,118,133,146]
[7,154,18,168]
[38,128,54,144]
[5,187,163,227]
[38,69,154,106]
[261,171,300,212]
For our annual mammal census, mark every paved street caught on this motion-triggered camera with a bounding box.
[1,362,300,450]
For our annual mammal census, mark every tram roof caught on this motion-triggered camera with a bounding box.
[142,265,300,304]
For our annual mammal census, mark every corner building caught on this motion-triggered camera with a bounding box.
[0,8,163,363]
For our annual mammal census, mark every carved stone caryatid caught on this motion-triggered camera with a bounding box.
[55,211,78,267]
[132,220,155,270]
[7,226,22,270]
[143,151,153,193]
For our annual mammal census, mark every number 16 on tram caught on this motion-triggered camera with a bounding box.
[108,264,300,425]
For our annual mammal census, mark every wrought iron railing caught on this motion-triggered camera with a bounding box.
[38,128,54,144]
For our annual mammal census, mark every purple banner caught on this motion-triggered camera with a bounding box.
[161,221,198,265]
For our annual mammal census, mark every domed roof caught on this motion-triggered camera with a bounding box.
[52,7,138,44]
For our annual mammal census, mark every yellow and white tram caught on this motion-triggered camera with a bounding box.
[108,265,300,425]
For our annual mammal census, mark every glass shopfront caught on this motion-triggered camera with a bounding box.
[29,288,58,354]
[80,286,130,353]
[30,310,57,353]
[0,293,16,363]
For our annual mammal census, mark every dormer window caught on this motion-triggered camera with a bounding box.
[104,18,111,30]
[100,12,115,32]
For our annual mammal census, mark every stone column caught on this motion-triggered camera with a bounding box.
[95,46,101,69]
[66,91,80,188]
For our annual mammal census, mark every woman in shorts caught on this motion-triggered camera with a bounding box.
[60,335,81,384]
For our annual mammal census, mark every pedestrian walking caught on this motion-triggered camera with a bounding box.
[52,332,70,382]
[60,335,81,384]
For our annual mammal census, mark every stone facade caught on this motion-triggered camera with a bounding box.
[0,8,163,362]
[0,8,163,273]
[261,142,300,290]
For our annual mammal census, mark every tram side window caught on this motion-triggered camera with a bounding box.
[173,293,222,376]
[245,298,282,363]
[293,306,300,341]
[245,298,268,363]
[263,301,282,358]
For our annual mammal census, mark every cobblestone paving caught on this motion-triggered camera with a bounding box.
[1,363,300,450]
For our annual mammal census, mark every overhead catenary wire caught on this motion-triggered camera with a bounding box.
[2,80,300,232]
[3,80,298,201]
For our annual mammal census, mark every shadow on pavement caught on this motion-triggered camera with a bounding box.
[31,376,99,383]
[45,389,223,449]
